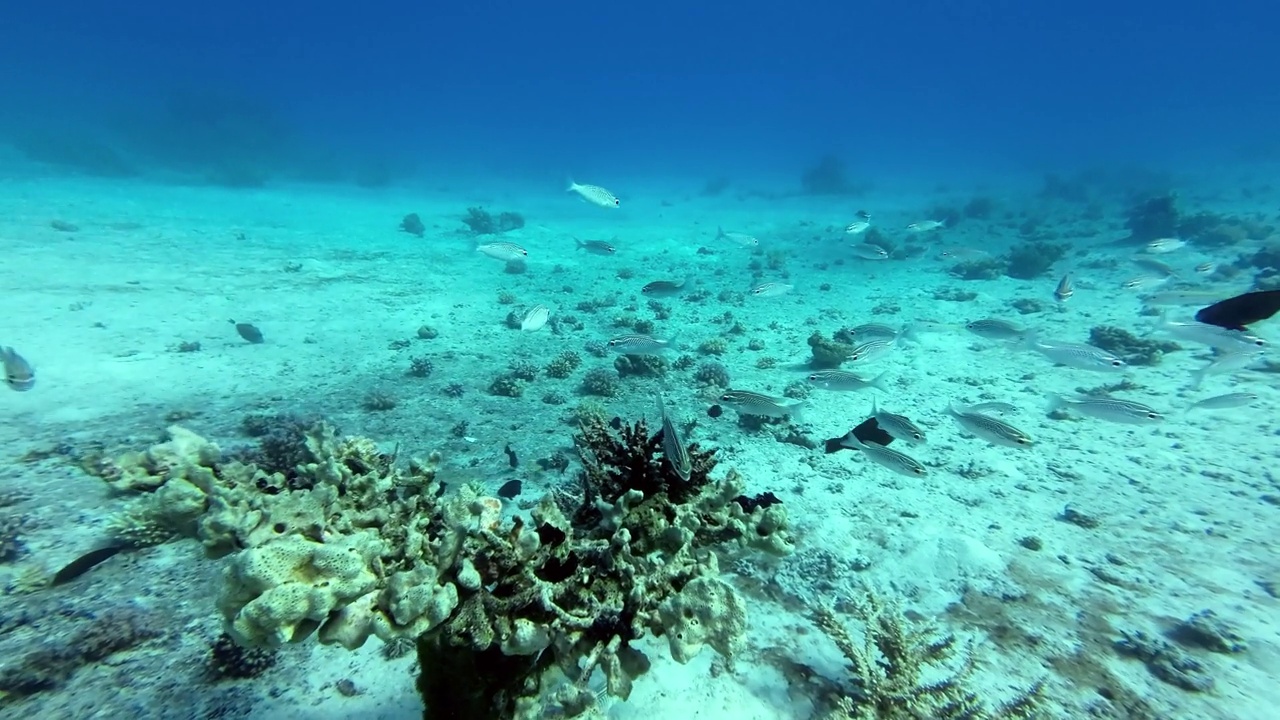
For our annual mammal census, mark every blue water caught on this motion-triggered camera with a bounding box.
[4,1,1277,186]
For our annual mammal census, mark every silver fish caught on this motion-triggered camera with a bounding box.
[1146,237,1186,253]
[965,318,1025,342]
[1132,257,1177,276]
[716,227,759,247]
[1190,348,1266,389]
[1046,394,1164,424]
[607,334,675,355]
[718,390,806,420]
[964,401,1018,416]
[946,403,1033,448]
[476,242,528,262]
[906,220,944,232]
[807,369,888,392]
[0,346,34,391]
[1024,336,1126,372]
[849,337,898,364]
[1194,262,1217,275]
[851,243,889,260]
[1186,392,1260,413]
[847,323,899,340]
[1123,275,1171,291]
[750,282,793,298]
[657,395,692,482]
[939,247,991,261]
[575,237,616,255]
[567,180,620,208]
[873,398,925,444]
[839,435,928,477]
[1054,273,1074,303]
[520,305,550,332]
[1152,314,1266,351]
[845,221,871,235]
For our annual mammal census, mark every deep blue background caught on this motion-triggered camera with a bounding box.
[2,0,1276,187]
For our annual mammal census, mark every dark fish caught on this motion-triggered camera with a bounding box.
[731,491,782,513]
[1195,290,1280,331]
[52,545,124,586]
[609,416,623,429]
[707,404,723,418]
[823,417,894,454]
[503,444,519,469]
[230,320,264,343]
[641,279,687,297]
[399,213,425,237]
[855,210,871,221]
[497,479,522,499]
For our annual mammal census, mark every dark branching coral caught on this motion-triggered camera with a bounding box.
[573,416,715,510]
[463,207,525,235]
[1125,194,1179,244]
[1004,241,1069,280]
[813,595,1043,718]
[209,632,276,680]
[1088,326,1180,366]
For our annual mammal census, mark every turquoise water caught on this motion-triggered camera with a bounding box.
[1,3,1279,719]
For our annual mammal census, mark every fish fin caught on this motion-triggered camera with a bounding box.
[787,401,808,423]
[716,226,726,240]
[898,323,919,344]
[566,178,579,192]
[869,370,889,392]
[825,434,854,454]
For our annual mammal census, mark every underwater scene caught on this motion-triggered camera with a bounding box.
[1,2,1278,719]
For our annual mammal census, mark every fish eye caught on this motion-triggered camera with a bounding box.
[806,374,818,381]
[1110,360,1124,367]
[607,339,619,346]
[1147,413,1160,419]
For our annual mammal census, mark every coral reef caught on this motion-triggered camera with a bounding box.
[808,332,856,369]
[416,325,439,340]
[406,356,434,378]
[613,354,667,377]
[949,257,1005,281]
[1170,609,1247,654]
[462,207,525,235]
[87,417,789,719]
[399,213,425,238]
[1114,629,1214,692]
[1125,194,1179,244]
[580,367,620,397]
[1087,326,1180,366]
[209,633,276,680]
[545,351,582,379]
[694,362,731,388]
[489,375,526,398]
[0,605,160,695]
[813,595,1042,718]
[1004,241,1069,280]
[0,513,26,562]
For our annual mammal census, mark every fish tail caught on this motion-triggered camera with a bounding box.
[1188,367,1206,391]
[897,323,919,344]
[716,226,726,240]
[1044,393,1067,414]
[788,401,808,423]
[869,370,889,392]
[566,178,578,192]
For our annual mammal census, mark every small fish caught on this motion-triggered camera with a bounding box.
[1053,273,1074,303]
[946,403,1033,448]
[807,369,888,392]
[567,180,620,208]
[503,444,519,469]
[872,398,925,445]
[607,334,676,355]
[847,323,900,340]
[718,390,806,420]
[520,305,550,332]
[575,237,616,255]
[641,279,687,297]
[839,434,928,477]
[1024,335,1126,372]
[1143,289,1235,307]
[1046,394,1164,424]
[497,479,522,499]
[750,282,793,298]
[938,248,990,261]
[716,227,759,247]
[855,210,872,221]
[1152,313,1267,350]
[1146,237,1186,254]
[1122,275,1171,291]
[657,395,692,483]
[0,346,35,391]
[477,242,528,262]
[965,318,1026,342]
[1195,289,1280,331]
[964,401,1018,416]
[1189,348,1266,389]
[825,416,894,453]
[906,220,945,232]
[231,321,264,344]
[849,337,898,364]
[851,243,889,260]
[1132,257,1177,277]
[845,221,872,235]
[1194,262,1217,275]
[1186,392,1260,413]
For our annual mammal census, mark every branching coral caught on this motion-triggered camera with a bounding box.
[812,594,1042,719]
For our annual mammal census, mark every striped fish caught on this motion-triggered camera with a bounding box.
[946,403,1033,448]
[807,369,888,392]
[872,398,926,444]
[520,305,550,332]
[718,390,806,420]
[839,434,927,477]
[1053,273,1074,303]
[1186,392,1259,413]
[607,334,675,355]
[1046,394,1164,425]
[849,337,897,364]
[567,180,620,208]
[750,282,793,298]
[657,395,692,482]
[476,242,528,262]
